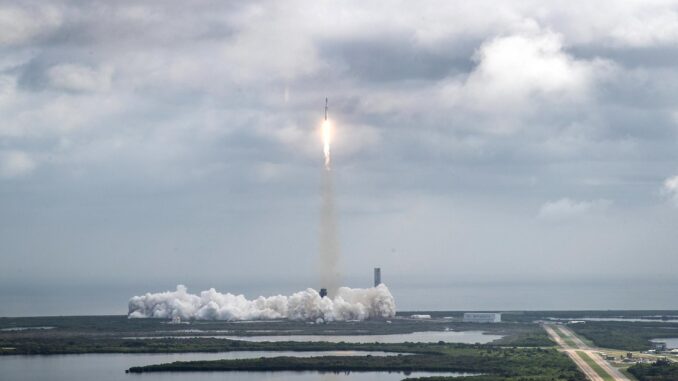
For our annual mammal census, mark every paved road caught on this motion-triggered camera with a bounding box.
[544,324,631,381]
[544,324,604,381]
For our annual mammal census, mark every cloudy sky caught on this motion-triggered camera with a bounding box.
[2,0,678,315]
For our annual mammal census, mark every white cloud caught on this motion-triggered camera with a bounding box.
[662,176,678,206]
[461,31,610,112]
[562,2,678,47]
[608,10,678,47]
[47,64,113,92]
[0,151,36,178]
[3,0,678,306]
[538,198,612,221]
[0,5,62,45]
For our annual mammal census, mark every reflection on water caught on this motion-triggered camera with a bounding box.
[0,352,478,381]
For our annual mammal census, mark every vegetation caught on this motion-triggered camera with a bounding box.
[0,314,552,355]
[6,312,678,381]
[555,327,577,348]
[0,336,471,355]
[489,329,553,347]
[476,310,678,351]
[0,315,542,338]
[497,311,678,324]
[0,334,551,355]
[0,315,532,337]
[0,332,554,356]
[628,359,678,381]
[404,376,581,381]
[6,312,678,353]
[575,351,613,381]
[568,321,678,351]
[127,346,585,381]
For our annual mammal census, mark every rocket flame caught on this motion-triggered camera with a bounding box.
[320,100,339,296]
[322,120,331,170]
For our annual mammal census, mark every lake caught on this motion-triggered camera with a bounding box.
[0,351,478,381]
[549,317,678,323]
[652,338,678,349]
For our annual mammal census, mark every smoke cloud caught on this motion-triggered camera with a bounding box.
[128,284,396,321]
[320,168,340,296]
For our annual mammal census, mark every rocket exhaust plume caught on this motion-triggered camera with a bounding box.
[320,98,340,296]
[322,98,331,170]
[128,284,396,321]
[127,99,399,322]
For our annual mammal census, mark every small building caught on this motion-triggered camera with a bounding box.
[463,313,501,323]
[652,342,667,351]
[410,314,432,319]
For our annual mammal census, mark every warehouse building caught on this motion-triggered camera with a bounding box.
[463,312,501,323]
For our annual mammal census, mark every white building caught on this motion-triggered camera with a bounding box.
[463,312,501,323]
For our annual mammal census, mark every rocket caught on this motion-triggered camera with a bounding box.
[325,97,328,121]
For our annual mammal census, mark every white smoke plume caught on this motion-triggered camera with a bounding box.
[319,114,340,297]
[320,168,340,296]
[128,284,396,321]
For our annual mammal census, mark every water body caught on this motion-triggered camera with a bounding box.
[0,352,477,381]
[0,326,55,332]
[550,317,678,323]
[4,280,678,316]
[220,330,501,344]
[128,330,502,344]
[652,338,678,349]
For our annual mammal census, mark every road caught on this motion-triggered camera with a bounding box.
[544,323,631,381]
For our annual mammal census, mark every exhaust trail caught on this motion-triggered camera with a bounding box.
[319,98,340,296]
[320,165,340,296]
[322,98,331,170]
[126,98,398,321]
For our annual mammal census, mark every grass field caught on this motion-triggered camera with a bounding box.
[556,327,578,348]
[576,351,614,381]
